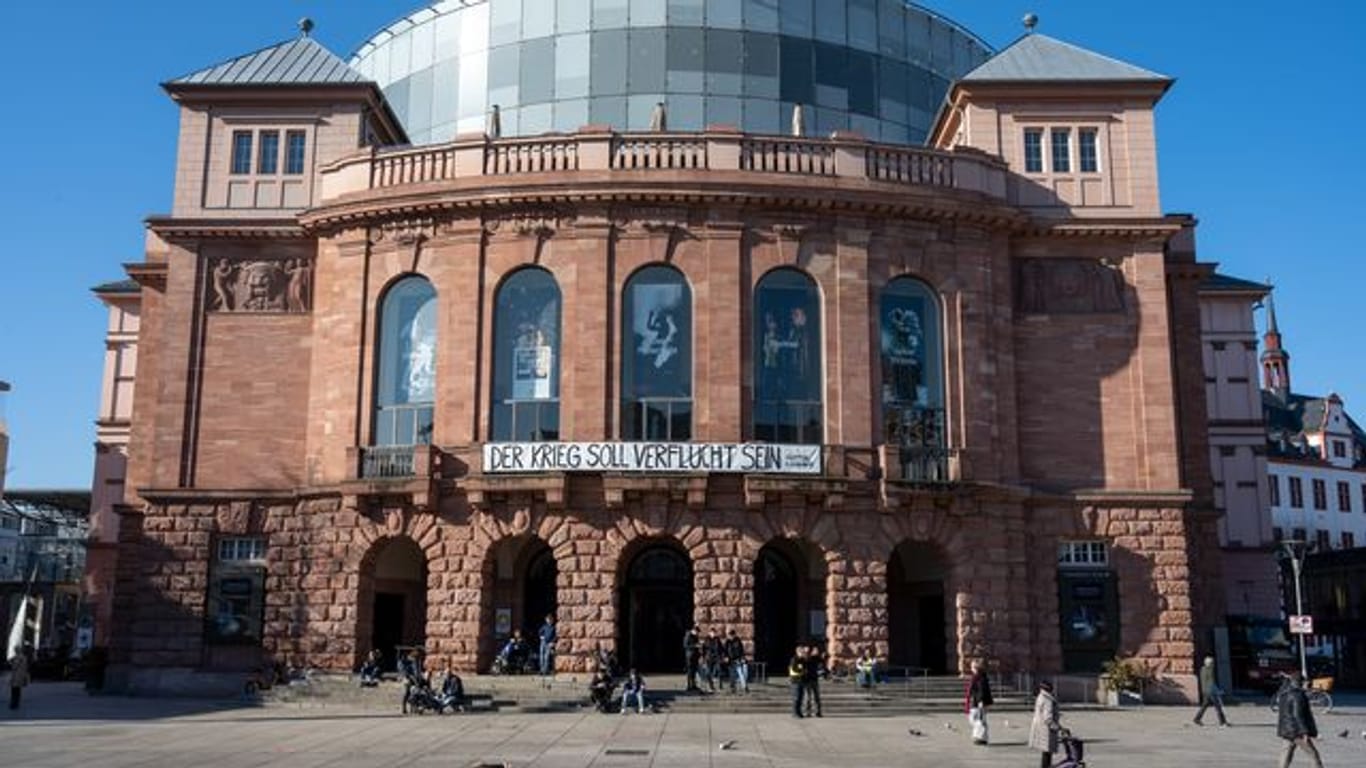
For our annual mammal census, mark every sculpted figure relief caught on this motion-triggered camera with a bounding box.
[207,257,313,313]
[1015,258,1125,314]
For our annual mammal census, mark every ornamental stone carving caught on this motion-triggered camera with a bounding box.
[1015,258,1125,314]
[208,257,313,313]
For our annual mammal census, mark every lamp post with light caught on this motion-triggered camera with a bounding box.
[1277,539,1310,680]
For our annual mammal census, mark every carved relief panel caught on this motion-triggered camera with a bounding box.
[1015,258,1125,314]
[208,257,313,313]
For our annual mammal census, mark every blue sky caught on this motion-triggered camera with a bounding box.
[1,1,1363,489]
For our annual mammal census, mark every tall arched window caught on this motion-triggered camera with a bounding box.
[621,265,692,441]
[375,275,437,445]
[880,277,946,478]
[492,268,561,441]
[753,268,822,444]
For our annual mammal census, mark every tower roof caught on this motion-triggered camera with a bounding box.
[961,32,1170,84]
[168,35,366,87]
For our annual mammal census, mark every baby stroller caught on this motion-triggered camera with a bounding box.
[589,675,618,713]
[1053,727,1085,768]
[401,669,445,715]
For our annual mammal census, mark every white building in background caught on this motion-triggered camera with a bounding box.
[1262,294,1366,552]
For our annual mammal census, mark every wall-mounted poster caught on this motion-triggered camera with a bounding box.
[881,297,926,406]
[626,271,691,398]
[511,324,553,400]
[755,271,821,403]
[495,607,513,638]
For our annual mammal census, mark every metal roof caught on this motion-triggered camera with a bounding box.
[91,278,140,294]
[1201,273,1271,294]
[170,35,366,86]
[961,32,1169,83]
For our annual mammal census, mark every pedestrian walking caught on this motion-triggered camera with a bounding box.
[1029,680,1060,768]
[537,614,557,676]
[965,659,994,745]
[789,646,806,718]
[683,626,701,692]
[1276,672,1323,768]
[801,643,824,717]
[724,629,749,694]
[702,629,722,692]
[1192,655,1229,727]
[8,644,31,710]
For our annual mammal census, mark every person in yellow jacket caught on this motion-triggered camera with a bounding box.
[789,646,806,718]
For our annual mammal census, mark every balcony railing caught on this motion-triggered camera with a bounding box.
[899,446,959,485]
[360,445,420,479]
[886,406,958,485]
[319,127,1008,204]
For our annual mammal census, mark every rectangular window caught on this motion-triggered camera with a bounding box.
[1361,483,1366,512]
[1269,474,1281,506]
[1338,481,1352,512]
[285,131,307,174]
[1273,526,1284,542]
[1023,128,1043,173]
[1315,529,1331,551]
[207,536,266,645]
[1079,128,1099,172]
[1343,531,1356,549]
[1050,128,1071,173]
[1312,479,1327,510]
[1292,527,1306,543]
[230,131,253,174]
[1058,540,1108,568]
[1289,477,1304,508]
[256,131,279,174]
[1333,441,1346,458]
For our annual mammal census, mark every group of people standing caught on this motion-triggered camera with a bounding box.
[683,626,750,694]
[787,643,827,717]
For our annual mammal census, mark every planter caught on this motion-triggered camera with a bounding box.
[1104,687,1144,707]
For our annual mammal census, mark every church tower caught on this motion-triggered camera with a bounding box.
[1261,290,1291,397]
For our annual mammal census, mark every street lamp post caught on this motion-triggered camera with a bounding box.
[1279,540,1310,680]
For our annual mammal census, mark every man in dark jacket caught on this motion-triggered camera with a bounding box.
[788,646,807,718]
[801,643,824,717]
[683,626,701,692]
[1276,672,1323,768]
[702,630,723,692]
[537,614,557,676]
[1192,655,1229,727]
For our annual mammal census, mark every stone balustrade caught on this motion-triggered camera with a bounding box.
[318,126,1008,204]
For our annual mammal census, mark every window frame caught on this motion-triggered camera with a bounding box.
[491,267,563,442]
[285,130,307,175]
[1058,540,1109,568]
[1338,481,1352,512]
[1022,128,1043,173]
[256,130,280,174]
[230,131,253,175]
[1268,473,1281,506]
[1312,478,1327,511]
[752,267,824,446]
[1050,128,1072,173]
[206,536,267,646]
[1289,476,1304,508]
[1078,127,1100,173]
[373,274,438,447]
[620,264,694,442]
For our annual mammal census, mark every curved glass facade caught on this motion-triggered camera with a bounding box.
[351,1,991,146]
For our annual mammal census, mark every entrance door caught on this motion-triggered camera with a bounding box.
[917,593,947,673]
[522,544,559,639]
[887,542,950,674]
[372,593,405,671]
[754,547,799,668]
[619,544,693,673]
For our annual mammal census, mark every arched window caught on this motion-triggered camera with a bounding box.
[753,268,822,444]
[621,265,692,441]
[880,277,946,477]
[492,268,561,441]
[374,275,437,445]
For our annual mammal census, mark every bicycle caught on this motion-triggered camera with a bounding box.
[1268,676,1334,715]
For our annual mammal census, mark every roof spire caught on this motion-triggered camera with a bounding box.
[1265,278,1280,334]
[298,17,315,38]
[1261,283,1291,398]
[1022,13,1039,33]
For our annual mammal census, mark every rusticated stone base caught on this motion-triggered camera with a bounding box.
[107,484,1210,702]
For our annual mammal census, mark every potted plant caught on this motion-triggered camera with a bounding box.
[1100,656,1152,706]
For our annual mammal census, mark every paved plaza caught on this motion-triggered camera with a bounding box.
[3,684,1366,767]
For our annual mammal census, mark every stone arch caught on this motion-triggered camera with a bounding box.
[355,535,429,672]
[752,537,828,669]
[475,532,559,672]
[345,505,446,670]
[615,535,694,673]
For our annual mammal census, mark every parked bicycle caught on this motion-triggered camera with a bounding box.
[1269,674,1334,715]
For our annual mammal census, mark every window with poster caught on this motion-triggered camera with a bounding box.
[374,275,437,446]
[205,537,267,645]
[1057,540,1119,673]
[621,265,692,441]
[880,277,947,481]
[752,268,822,444]
[492,268,561,441]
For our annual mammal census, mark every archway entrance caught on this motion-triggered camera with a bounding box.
[483,536,558,669]
[360,537,427,672]
[618,542,693,673]
[753,539,826,669]
[887,540,951,674]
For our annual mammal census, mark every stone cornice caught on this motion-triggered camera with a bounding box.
[145,216,309,241]
[1016,218,1185,242]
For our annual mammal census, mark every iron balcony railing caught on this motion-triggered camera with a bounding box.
[360,445,419,479]
[886,406,958,484]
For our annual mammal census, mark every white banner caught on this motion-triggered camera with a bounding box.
[483,442,822,475]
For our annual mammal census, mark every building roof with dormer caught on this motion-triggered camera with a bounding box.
[960,32,1170,84]
[168,35,366,87]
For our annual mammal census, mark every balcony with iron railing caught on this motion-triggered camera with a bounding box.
[313,126,1009,215]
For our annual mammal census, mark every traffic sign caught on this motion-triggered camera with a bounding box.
[1289,615,1314,634]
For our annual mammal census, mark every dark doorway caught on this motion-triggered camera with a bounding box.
[887,541,951,674]
[372,593,406,671]
[618,543,693,673]
[522,544,559,638]
[754,546,799,669]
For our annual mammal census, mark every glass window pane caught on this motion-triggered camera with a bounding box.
[594,0,629,28]
[630,0,666,26]
[590,95,627,128]
[848,0,877,52]
[743,97,781,135]
[779,36,813,104]
[629,28,667,92]
[377,277,438,410]
[744,0,779,33]
[1024,129,1043,173]
[813,42,847,110]
[591,29,629,95]
[554,98,590,131]
[406,67,434,137]
[1079,129,1099,172]
[705,95,741,127]
[671,401,692,441]
[490,0,522,47]
[881,277,944,445]
[488,44,520,110]
[492,269,561,441]
[231,131,252,174]
[431,58,460,127]
[1051,128,1071,173]
[558,0,590,32]
[668,0,705,25]
[411,17,436,70]
[878,0,906,57]
[521,102,552,134]
[556,33,591,99]
[623,265,692,398]
[706,0,742,28]
[667,27,706,93]
[706,29,743,96]
[285,131,306,175]
[847,50,876,115]
[458,51,488,119]
[260,131,282,173]
[779,0,812,35]
[389,31,413,80]
[742,31,779,99]
[523,0,555,39]
[813,0,846,44]
[520,37,556,103]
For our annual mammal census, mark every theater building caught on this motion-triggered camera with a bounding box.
[102,2,1226,699]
